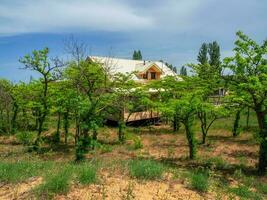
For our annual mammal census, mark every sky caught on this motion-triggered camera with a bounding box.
[0,0,266,82]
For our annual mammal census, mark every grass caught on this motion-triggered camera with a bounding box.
[0,161,51,183]
[35,165,73,199]
[129,159,165,180]
[203,156,229,169]
[190,170,209,192]
[229,185,262,200]
[77,164,97,185]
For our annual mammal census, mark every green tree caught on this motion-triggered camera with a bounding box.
[223,31,267,174]
[19,48,63,146]
[208,41,221,74]
[111,72,149,142]
[151,76,200,159]
[197,43,208,65]
[65,60,111,160]
[0,79,13,134]
[132,50,142,60]
[180,66,187,76]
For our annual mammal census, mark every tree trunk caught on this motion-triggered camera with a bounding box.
[55,112,61,143]
[199,111,207,144]
[246,107,250,129]
[11,102,19,134]
[233,110,241,137]
[173,114,180,132]
[63,111,69,145]
[118,120,125,143]
[255,107,267,175]
[184,118,196,159]
[92,130,97,140]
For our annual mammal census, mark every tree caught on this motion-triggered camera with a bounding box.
[65,60,111,160]
[180,66,187,76]
[151,76,200,159]
[111,72,149,142]
[19,48,63,146]
[223,31,267,174]
[197,43,208,65]
[197,102,228,144]
[0,79,13,134]
[208,41,221,74]
[189,41,224,144]
[132,50,142,60]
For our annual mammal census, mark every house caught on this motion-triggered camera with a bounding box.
[88,56,180,123]
[88,56,179,82]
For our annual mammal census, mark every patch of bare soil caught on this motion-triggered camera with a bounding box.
[55,173,211,200]
[0,177,42,200]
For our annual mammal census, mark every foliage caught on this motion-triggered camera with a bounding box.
[133,136,143,149]
[15,131,36,145]
[129,159,164,180]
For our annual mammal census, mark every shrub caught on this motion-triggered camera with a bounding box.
[190,171,209,192]
[36,166,73,198]
[100,144,113,153]
[77,164,97,185]
[0,161,44,183]
[15,131,35,145]
[129,159,164,180]
[133,136,143,149]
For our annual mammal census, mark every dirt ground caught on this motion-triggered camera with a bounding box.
[0,125,264,200]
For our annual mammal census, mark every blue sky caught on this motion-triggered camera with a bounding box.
[0,0,266,82]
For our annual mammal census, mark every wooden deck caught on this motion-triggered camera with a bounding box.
[124,111,159,122]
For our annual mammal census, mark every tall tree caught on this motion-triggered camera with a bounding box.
[180,66,187,76]
[208,41,222,75]
[224,31,267,174]
[197,43,208,65]
[132,50,142,60]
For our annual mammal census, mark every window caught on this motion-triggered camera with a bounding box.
[150,72,156,79]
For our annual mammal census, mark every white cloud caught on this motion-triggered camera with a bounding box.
[0,0,154,34]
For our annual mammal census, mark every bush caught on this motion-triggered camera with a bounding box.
[77,164,97,185]
[15,131,36,145]
[133,136,143,149]
[0,161,45,183]
[129,159,164,180]
[36,166,73,198]
[190,171,209,192]
[99,144,113,153]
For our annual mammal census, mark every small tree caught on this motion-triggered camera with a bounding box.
[19,48,63,146]
[111,72,149,142]
[65,60,111,160]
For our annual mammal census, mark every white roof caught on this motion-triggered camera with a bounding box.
[89,56,179,81]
